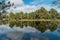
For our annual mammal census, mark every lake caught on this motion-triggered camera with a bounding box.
[0,21,60,40]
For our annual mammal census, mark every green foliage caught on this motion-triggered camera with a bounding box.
[8,7,59,19]
[9,12,15,19]
[9,20,16,28]
[49,8,58,19]
[0,12,2,20]
[0,7,59,32]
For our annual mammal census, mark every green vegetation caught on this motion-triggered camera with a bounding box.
[0,0,60,33]
[0,7,59,21]
[9,21,58,33]
[8,7,59,20]
[0,7,60,33]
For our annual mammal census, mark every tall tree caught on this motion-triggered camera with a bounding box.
[49,8,58,19]
[9,12,15,19]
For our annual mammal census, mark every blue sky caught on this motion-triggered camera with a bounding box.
[0,0,60,13]
[23,0,54,5]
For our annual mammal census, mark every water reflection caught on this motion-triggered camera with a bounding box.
[8,21,59,33]
[0,21,59,33]
[0,21,60,40]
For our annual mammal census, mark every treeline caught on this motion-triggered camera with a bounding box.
[9,21,58,33]
[9,7,60,20]
[0,7,60,21]
[0,7,59,32]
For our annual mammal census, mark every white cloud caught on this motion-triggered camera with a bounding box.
[8,0,24,6]
[7,0,59,13]
[8,5,37,13]
[30,0,44,5]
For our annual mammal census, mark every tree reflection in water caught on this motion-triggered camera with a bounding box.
[0,21,59,33]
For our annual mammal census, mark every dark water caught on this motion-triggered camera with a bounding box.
[0,21,60,40]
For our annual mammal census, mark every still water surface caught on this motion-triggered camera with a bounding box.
[0,24,60,40]
[0,23,60,40]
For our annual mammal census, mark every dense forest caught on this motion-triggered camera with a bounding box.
[0,7,60,21]
[0,0,60,33]
[9,7,60,19]
[0,7,59,29]
[0,0,60,21]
